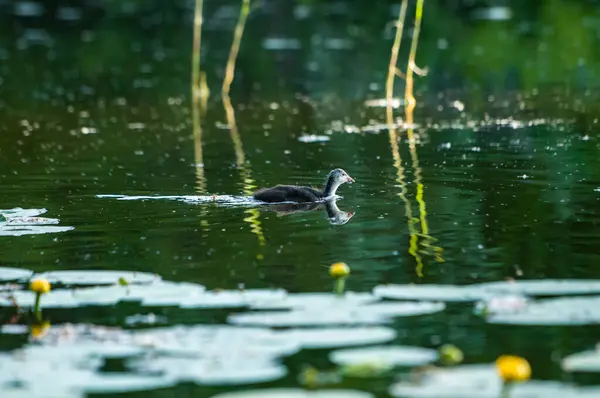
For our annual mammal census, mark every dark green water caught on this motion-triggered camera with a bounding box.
[3,1,600,397]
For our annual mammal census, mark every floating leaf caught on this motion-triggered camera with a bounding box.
[472,279,600,296]
[0,208,73,236]
[0,266,33,281]
[129,356,286,385]
[374,284,489,302]
[249,292,376,310]
[278,327,396,349]
[0,208,47,218]
[211,388,374,398]
[330,346,438,368]
[131,325,300,358]
[177,289,286,309]
[390,364,600,397]
[34,270,161,286]
[563,349,600,372]
[486,296,600,325]
[229,302,444,327]
[0,289,79,308]
[389,364,502,397]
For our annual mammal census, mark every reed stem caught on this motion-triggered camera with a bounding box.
[386,0,408,127]
[222,0,251,97]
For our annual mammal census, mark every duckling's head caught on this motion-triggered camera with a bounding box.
[328,168,355,185]
[324,168,355,197]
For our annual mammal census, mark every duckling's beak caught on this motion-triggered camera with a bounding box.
[347,176,355,183]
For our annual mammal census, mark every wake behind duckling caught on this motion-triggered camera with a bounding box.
[96,194,262,206]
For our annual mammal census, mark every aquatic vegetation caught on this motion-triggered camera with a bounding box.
[248,292,376,310]
[495,355,531,383]
[389,363,600,397]
[0,208,73,236]
[374,279,600,304]
[211,389,375,398]
[228,301,445,327]
[329,262,350,278]
[438,344,464,366]
[0,267,33,282]
[329,345,438,368]
[277,327,396,349]
[374,284,490,302]
[29,279,51,294]
[563,348,600,372]
[472,279,600,296]
[330,262,350,295]
[29,278,50,316]
[33,270,161,286]
[485,295,600,325]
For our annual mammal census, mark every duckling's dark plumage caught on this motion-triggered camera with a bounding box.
[253,185,323,203]
[253,168,354,203]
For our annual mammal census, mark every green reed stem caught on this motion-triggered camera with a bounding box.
[222,0,250,96]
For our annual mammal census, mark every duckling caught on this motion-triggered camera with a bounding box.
[253,168,355,203]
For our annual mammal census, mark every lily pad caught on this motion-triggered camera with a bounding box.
[486,296,600,325]
[389,364,502,397]
[374,284,489,302]
[0,208,47,218]
[0,208,73,236]
[472,279,600,296]
[249,292,376,310]
[278,327,396,349]
[176,289,287,309]
[211,389,374,398]
[129,356,286,385]
[330,345,438,368]
[131,325,300,358]
[228,302,444,327]
[77,281,206,306]
[33,270,161,286]
[0,266,33,281]
[0,289,80,308]
[390,363,600,398]
[562,349,600,372]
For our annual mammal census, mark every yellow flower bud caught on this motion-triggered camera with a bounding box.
[439,344,464,365]
[329,262,350,278]
[496,355,531,382]
[29,279,51,295]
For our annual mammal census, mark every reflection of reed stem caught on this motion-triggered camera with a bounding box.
[192,0,206,194]
[223,95,246,166]
[386,0,423,275]
[385,0,408,128]
[224,98,265,252]
[404,0,444,266]
[222,0,250,97]
[386,0,443,276]
[221,1,265,254]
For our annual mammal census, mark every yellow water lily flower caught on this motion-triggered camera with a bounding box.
[496,355,531,382]
[329,262,350,278]
[29,279,51,294]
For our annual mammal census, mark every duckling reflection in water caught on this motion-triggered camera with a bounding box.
[262,199,355,226]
